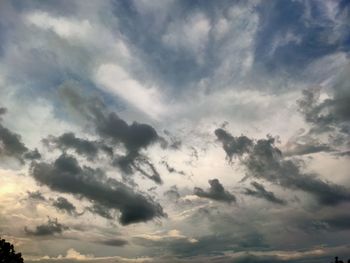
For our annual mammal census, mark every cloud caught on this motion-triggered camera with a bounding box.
[23,148,42,160]
[27,190,46,202]
[43,132,112,160]
[25,218,68,236]
[164,185,180,201]
[86,203,114,220]
[253,0,350,74]
[0,117,28,164]
[244,182,286,205]
[52,196,77,216]
[214,128,253,161]
[0,106,41,165]
[161,160,186,176]
[0,107,6,116]
[30,154,165,225]
[215,128,350,206]
[26,11,93,40]
[95,63,167,119]
[59,85,163,184]
[96,238,128,247]
[299,64,350,130]
[194,179,236,203]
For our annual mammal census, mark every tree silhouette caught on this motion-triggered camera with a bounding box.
[0,238,24,263]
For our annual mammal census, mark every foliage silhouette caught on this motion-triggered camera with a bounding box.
[0,238,24,263]
[332,256,350,263]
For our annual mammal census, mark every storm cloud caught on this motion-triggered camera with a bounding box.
[30,154,165,225]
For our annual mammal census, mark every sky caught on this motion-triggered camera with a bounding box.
[0,0,350,262]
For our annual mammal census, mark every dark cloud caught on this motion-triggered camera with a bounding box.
[244,182,286,205]
[0,107,40,164]
[30,154,165,225]
[43,132,113,160]
[0,122,28,164]
[0,107,6,116]
[194,179,236,203]
[52,197,77,216]
[323,214,350,231]
[215,129,350,206]
[27,191,46,202]
[59,85,163,184]
[215,128,253,161]
[96,238,128,247]
[23,148,41,160]
[25,218,68,236]
[96,113,159,153]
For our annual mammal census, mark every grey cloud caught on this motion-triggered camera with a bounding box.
[30,154,165,225]
[284,129,334,156]
[25,218,68,236]
[0,122,28,164]
[244,182,286,205]
[297,75,350,137]
[59,85,163,184]
[323,214,350,231]
[215,129,350,206]
[0,107,6,116]
[86,203,114,220]
[23,148,42,160]
[296,79,350,157]
[194,179,236,203]
[43,132,113,160]
[284,143,333,156]
[27,190,46,202]
[215,128,253,161]
[96,238,128,247]
[0,107,41,164]
[52,197,77,216]
[164,185,181,201]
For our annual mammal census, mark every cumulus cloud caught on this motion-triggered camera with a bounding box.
[30,154,165,225]
[194,179,236,203]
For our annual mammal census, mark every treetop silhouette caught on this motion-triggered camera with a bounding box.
[0,238,24,263]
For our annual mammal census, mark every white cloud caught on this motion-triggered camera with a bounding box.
[95,63,168,119]
[25,11,93,40]
[162,12,210,63]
